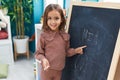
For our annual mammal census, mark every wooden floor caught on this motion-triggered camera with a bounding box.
[0,55,35,80]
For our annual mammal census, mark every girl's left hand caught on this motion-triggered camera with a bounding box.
[75,45,87,54]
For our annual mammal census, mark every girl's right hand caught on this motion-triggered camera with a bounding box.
[41,58,50,70]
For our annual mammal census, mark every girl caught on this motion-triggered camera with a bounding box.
[35,4,86,80]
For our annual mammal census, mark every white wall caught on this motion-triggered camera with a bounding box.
[102,0,120,3]
[44,0,63,10]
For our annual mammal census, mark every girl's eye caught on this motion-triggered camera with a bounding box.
[55,17,59,20]
[47,17,60,20]
[47,17,51,20]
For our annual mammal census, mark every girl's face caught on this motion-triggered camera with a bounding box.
[47,10,62,31]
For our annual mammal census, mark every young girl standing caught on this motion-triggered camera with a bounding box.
[35,4,86,80]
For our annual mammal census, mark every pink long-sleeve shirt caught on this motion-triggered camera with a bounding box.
[35,30,75,70]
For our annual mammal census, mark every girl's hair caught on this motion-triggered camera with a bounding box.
[42,4,66,31]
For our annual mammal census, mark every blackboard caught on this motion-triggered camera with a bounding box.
[62,2,120,80]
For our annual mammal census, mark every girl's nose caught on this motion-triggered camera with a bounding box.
[51,19,56,23]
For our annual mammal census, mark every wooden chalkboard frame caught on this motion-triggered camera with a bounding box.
[66,2,120,80]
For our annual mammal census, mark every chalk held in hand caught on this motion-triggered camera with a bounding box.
[36,59,41,63]
[36,59,50,70]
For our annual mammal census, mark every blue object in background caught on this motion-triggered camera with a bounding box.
[33,0,44,24]
[30,0,44,53]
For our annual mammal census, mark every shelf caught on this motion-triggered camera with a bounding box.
[0,39,11,45]
[0,16,14,65]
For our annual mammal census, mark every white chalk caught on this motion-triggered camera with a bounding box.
[36,59,41,63]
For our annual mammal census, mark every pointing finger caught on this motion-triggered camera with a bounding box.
[80,45,87,49]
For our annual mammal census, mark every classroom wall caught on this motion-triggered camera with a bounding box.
[29,0,43,53]
[33,0,44,23]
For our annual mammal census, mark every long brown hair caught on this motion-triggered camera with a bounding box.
[42,4,66,32]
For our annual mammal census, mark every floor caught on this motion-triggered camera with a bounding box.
[0,55,35,80]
